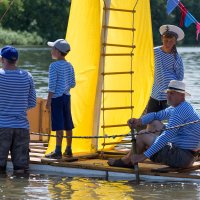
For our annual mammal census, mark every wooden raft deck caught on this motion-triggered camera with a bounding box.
[9,142,200,182]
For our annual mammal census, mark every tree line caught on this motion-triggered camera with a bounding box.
[0,0,199,45]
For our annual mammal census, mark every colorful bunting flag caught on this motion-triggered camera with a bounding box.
[184,12,197,28]
[167,0,180,15]
[166,0,199,41]
[196,23,200,41]
[179,3,187,27]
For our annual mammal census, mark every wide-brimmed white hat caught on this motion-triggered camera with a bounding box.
[164,80,191,96]
[159,25,184,41]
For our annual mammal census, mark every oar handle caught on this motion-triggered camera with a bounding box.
[131,129,140,184]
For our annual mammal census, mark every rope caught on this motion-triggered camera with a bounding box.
[0,0,15,23]
[31,131,130,139]
[30,119,200,139]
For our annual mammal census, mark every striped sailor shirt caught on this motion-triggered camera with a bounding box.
[0,68,36,129]
[151,47,184,100]
[48,60,76,98]
[141,101,200,158]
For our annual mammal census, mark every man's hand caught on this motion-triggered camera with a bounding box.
[127,118,142,130]
[131,154,147,165]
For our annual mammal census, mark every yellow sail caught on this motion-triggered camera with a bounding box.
[46,0,154,154]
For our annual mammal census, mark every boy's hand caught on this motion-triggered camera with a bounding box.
[46,92,53,110]
[46,99,51,110]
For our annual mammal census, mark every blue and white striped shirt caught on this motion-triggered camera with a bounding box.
[48,60,76,98]
[0,68,36,129]
[151,47,184,100]
[141,101,200,158]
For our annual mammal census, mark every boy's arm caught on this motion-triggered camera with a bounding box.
[174,55,184,81]
[70,67,76,88]
[65,66,76,91]
[46,92,54,110]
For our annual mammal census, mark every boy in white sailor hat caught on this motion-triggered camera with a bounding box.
[146,25,185,129]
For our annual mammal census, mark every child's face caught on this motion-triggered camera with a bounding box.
[51,47,60,59]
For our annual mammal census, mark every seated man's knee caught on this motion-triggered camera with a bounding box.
[147,120,164,133]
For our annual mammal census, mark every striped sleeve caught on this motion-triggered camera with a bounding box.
[174,55,184,80]
[141,107,173,125]
[48,63,57,93]
[66,65,76,91]
[27,72,36,109]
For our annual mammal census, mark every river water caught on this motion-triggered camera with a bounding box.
[0,47,200,199]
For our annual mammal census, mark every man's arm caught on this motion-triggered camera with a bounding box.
[128,107,173,130]
[27,73,36,109]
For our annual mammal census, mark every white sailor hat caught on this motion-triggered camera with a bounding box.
[159,25,185,41]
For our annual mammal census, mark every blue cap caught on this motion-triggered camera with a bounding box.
[0,46,18,61]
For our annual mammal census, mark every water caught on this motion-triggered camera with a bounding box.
[1,47,200,199]
[1,173,200,200]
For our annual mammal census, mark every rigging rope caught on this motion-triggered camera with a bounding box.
[30,119,200,139]
[0,0,14,23]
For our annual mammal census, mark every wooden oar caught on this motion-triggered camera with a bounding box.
[131,129,140,184]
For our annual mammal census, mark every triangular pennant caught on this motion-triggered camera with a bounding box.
[184,12,197,28]
[196,22,200,41]
[179,3,188,27]
[167,0,180,15]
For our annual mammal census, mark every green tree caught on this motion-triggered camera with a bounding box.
[0,0,70,42]
[0,0,199,45]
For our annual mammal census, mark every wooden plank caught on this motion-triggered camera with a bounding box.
[30,148,46,153]
[30,146,47,150]
[30,142,48,146]
[41,157,78,164]
[98,150,128,155]
[30,152,45,158]
[151,162,200,173]
[41,153,99,164]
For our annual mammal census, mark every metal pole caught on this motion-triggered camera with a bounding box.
[131,129,140,184]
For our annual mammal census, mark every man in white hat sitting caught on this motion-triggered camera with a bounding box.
[146,25,185,116]
[108,80,200,168]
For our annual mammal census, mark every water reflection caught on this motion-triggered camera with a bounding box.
[1,173,200,200]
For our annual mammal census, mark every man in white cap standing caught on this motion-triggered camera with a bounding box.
[146,25,185,115]
[108,80,200,168]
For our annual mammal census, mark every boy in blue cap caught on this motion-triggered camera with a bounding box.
[45,39,76,159]
[0,45,36,173]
